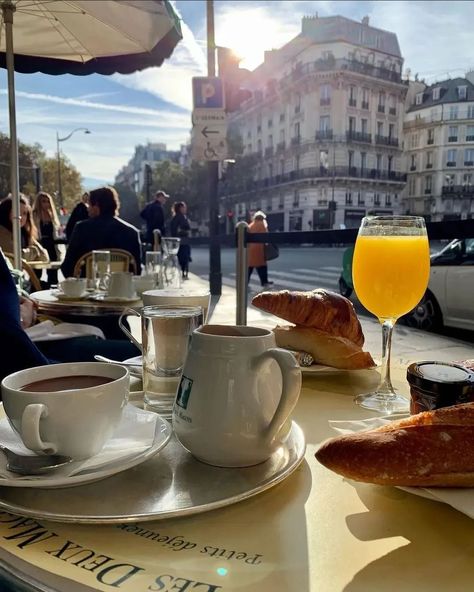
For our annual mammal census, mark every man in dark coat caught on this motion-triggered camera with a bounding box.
[140,190,169,244]
[61,186,142,277]
[65,192,89,242]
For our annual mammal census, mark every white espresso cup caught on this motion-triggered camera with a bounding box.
[60,278,87,298]
[142,288,211,322]
[107,271,135,299]
[1,362,129,460]
[133,275,156,297]
[172,325,302,467]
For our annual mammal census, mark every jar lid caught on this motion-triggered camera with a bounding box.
[407,361,474,396]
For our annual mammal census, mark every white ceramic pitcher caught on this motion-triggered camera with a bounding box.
[172,325,302,467]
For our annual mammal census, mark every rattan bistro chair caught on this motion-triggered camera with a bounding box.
[72,248,137,279]
[3,252,42,292]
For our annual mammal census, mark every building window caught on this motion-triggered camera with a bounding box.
[448,126,458,142]
[268,135,273,147]
[268,163,273,178]
[465,149,474,165]
[410,154,417,171]
[348,150,354,171]
[378,91,385,112]
[357,191,364,205]
[293,191,300,207]
[294,122,300,141]
[294,93,301,114]
[376,154,382,171]
[447,149,457,166]
[374,193,380,205]
[361,118,368,134]
[319,115,330,132]
[464,173,473,186]
[432,87,440,100]
[449,106,459,120]
[247,143,252,154]
[426,152,433,168]
[415,92,424,105]
[377,121,383,137]
[320,84,331,105]
[388,123,395,139]
[280,112,285,122]
[279,194,284,208]
[257,139,262,153]
[268,118,273,128]
[385,193,392,206]
[458,86,467,100]
[280,160,285,175]
[425,176,432,194]
[389,94,396,115]
[468,106,474,119]
[345,192,353,205]
[387,155,393,173]
[279,129,285,143]
[361,152,367,173]
[349,85,357,106]
[466,125,474,141]
[427,128,434,145]
[362,88,369,109]
[410,133,419,148]
[348,116,356,132]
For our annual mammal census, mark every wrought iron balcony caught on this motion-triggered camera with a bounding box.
[389,107,397,115]
[442,184,474,195]
[378,105,385,113]
[346,130,372,143]
[348,98,357,107]
[426,163,433,169]
[361,101,369,110]
[315,130,333,141]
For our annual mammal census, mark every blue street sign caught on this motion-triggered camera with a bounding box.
[192,77,225,109]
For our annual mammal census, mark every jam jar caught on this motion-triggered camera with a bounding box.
[407,361,474,414]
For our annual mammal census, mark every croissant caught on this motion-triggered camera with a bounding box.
[316,403,474,487]
[252,289,364,346]
[273,326,375,370]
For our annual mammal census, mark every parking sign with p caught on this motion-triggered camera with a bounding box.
[192,77,225,109]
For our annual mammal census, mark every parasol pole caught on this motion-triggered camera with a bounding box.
[2,1,21,269]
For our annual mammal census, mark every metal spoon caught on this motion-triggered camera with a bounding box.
[94,355,142,376]
[0,445,72,476]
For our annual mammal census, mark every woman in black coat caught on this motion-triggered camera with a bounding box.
[169,201,192,280]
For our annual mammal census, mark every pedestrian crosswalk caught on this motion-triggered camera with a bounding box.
[203,266,342,293]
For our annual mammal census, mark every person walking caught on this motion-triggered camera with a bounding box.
[65,192,89,242]
[247,210,273,289]
[140,190,169,246]
[169,201,192,280]
[32,191,61,286]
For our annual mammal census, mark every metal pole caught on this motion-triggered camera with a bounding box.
[56,132,63,209]
[3,1,21,269]
[235,221,248,325]
[207,0,222,295]
[331,145,336,229]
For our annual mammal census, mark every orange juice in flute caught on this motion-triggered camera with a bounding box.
[353,216,430,413]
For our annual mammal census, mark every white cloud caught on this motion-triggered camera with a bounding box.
[112,21,206,111]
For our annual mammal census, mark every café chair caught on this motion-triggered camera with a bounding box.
[3,252,42,292]
[72,249,137,279]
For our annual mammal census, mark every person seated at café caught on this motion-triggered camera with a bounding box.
[65,192,89,243]
[61,186,142,278]
[32,191,61,287]
[0,250,140,383]
[0,195,49,264]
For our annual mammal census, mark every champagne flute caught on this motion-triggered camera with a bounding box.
[352,216,430,413]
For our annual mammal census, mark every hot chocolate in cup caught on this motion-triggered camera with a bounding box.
[1,362,129,460]
[142,288,211,322]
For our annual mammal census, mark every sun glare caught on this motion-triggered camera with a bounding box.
[216,8,298,71]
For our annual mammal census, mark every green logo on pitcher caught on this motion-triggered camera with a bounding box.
[176,375,193,409]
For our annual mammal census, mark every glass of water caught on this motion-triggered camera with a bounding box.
[92,250,110,291]
[145,251,163,288]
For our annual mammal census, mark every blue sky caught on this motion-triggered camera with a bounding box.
[1,0,474,188]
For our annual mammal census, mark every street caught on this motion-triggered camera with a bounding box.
[190,245,474,344]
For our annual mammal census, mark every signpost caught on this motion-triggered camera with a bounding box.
[191,78,228,162]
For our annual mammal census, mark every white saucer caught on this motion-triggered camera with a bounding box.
[56,292,88,301]
[91,294,140,303]
[0,404,171,488]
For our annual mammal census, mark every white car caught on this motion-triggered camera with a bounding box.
[404,238,474,331]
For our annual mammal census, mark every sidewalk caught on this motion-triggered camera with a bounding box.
[185,272,474,365]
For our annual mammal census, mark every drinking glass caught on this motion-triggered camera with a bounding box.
[352,216,430,413]
[92,250,111,291]
[145,251,163,288]
[162,238,181,289]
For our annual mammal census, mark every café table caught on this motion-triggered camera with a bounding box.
[29,289,142,340]
[27,261,62,271]
[0,355,473,592]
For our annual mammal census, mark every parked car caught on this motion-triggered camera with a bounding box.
[402,238,474,331]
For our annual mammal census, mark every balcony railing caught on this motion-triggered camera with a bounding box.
[466,135,474,142]
[348,98,357,107]
[389,107,397,115]
[424,189,432,195]
[426,163,433,169]
[346,130,372,143]
[410,165,417,171]
[446,161,457,167]
[361,101,369,110]
[442,185,474,195]
[465,161,474,166]
[375,135,399,147]
[427,138,434,145]
[378,105,385,113]
[448,136,458,142]
[315,129,333,140]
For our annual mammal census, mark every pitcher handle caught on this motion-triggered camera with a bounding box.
[255,348,301,444]
[118,307,142,352]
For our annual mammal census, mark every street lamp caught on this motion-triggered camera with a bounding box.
[56,128,91,208]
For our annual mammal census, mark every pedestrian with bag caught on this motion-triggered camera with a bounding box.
[247,210,275,289]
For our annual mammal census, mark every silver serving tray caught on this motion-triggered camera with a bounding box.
[0,422,305,524]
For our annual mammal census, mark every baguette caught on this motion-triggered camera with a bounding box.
[316,403,474,487]
[252,289,364,346]
[274,325,375,370]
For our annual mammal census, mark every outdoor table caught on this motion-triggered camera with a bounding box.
[27,261,62,271]
[29,289,142,340]
[0,361,473,592]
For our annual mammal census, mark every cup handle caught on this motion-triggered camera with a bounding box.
[21,403,57,454]
[254,348,301,445]
[118,307,143,351]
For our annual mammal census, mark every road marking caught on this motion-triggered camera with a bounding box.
[294,266,341,274]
